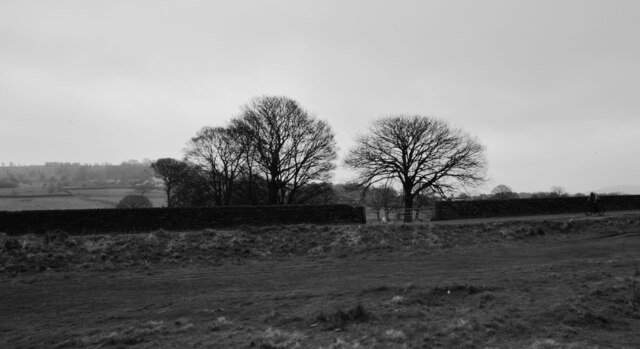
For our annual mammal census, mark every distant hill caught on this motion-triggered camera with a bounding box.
[595,185,640,195]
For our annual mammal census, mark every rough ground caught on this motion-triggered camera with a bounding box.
[2,215,640,348]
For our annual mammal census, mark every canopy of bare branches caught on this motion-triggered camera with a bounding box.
[232,96,337,204]
[345,115,486,221]
[184,126,246,206]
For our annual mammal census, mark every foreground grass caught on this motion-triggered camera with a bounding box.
[2,215,640,348]
[2,215,638,275]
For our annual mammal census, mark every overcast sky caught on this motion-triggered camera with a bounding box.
[1,0,639,194]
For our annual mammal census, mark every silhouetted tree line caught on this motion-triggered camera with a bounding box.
[150,99,488,223]
[455,185,628,201]
[151,96,340,207]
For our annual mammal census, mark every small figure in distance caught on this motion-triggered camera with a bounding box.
[587,191,600,215]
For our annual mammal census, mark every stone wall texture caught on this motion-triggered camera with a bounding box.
[0,204,366,235]
[434,195,640,220]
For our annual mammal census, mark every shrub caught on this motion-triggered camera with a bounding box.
[44,229,70,245]
[0,177,19,188]
[117,195,152,209]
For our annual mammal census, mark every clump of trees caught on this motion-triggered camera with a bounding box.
[233,96,337,204]
[150,105,490,214]
[151,96,338,207]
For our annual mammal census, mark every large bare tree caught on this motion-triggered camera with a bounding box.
[232,96,337,204]
[184,126,246,206]
[345,115,486,222]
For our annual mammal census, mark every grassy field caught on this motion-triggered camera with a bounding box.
[1,216,640,348]
[0,185,60,196]
[0,188,166,211]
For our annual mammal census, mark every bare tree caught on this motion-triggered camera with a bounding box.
[365,184,398,222]
[184,126,246,206]
[150,158,190,207]
[170,165,213,207]
[549,186,568,198]
[292,182,336,204]
[491,184,518,200]
[231,122,264,205]
[332,182,364,205]
[345,115,486,222]
[232,96,337,204]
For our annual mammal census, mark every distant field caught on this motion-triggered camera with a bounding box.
[0,188,166,211]
[0,185,60,196]
[67,188,166,207]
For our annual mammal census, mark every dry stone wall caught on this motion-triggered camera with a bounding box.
[0,204,366,236]
[434,195,640,220]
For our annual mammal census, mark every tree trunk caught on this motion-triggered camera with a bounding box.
[403,190,413,222]
[267,179,279,205]
[166,185,172,208]
[223,180,233,206]
[246,167,256,205]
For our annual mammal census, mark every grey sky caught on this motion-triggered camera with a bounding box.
[1,0,639,194]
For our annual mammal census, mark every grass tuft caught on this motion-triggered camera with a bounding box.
[316,303,371,330]
[257,327,306,349]
[384,328,406,341]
